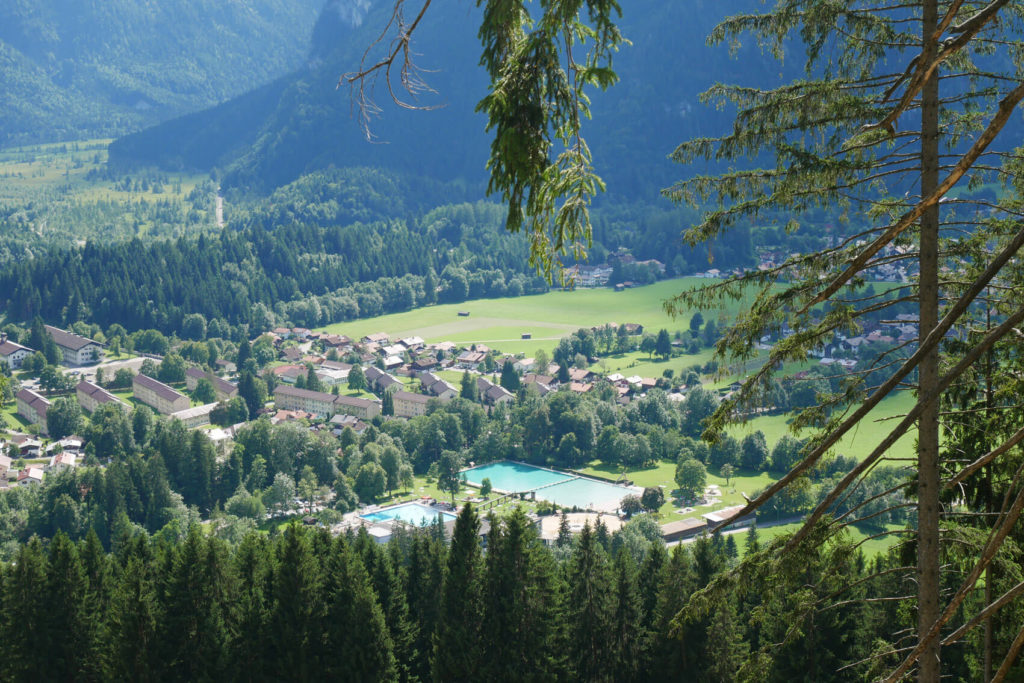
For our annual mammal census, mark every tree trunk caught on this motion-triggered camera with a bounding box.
[918,0,942,679]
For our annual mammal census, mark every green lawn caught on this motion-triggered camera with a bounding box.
[321,278,753,356]
[725,391,917,463]
[745,521,905,559]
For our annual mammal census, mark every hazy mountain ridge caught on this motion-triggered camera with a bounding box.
[109,0,785,200]
[0,0,324,145]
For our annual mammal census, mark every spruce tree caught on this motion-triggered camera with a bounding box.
[3,539,49,681]
[611,548,645,681]
[269,524,325,681]
[42,533,89,681]
[566,523,615,680]
[433,504,485,681]
[322,537,398,681]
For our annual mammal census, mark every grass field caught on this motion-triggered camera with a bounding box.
[726,390,917,463]
[745,521,906,559]
[322,278,751,357]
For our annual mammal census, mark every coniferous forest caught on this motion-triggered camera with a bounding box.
[0,506,962,683]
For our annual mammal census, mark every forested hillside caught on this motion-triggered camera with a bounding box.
[0,166,764,336]
[109,0,786,199]
[0,0,323,145]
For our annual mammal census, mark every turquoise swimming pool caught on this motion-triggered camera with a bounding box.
[540,478,633,510]
[462,461,635,511]
[462,461,573,491]
[361,502,456,526]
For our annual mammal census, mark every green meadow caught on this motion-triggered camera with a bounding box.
[323,277,748,356]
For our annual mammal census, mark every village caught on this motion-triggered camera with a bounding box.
[0,286,914,550]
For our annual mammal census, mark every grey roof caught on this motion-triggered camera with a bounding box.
[394,390,431,404]
[44,325,99,351]
[132,373,186,403]
[334,394,379,409]
[275,385,335,403]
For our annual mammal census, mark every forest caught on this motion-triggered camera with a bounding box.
[0,506,949,683]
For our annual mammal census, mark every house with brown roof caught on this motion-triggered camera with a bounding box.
[17,467,44,486]
[76,381,129,413]
[365,367,403,394]
[274,385,338,417]
[362,332,390,344]
[44,325,103,366]
[420,372,457,400]
[456,351,486,369]
[132,373,189,415]
[16,388,50,433]
[0,333,32,369]
[477,377,514,406]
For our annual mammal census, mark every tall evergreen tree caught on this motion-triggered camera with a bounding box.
[269,524,325,681]
[433,504,484,681]
[322,537,398,681]
[566,523,615,681]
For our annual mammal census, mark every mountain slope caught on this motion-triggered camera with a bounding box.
[0,0,323,145]
[109,0,785,200]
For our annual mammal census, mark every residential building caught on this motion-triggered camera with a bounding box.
[16,388,50,433]
[456,351,486,369]
[393,390,431,419]
[185,367,238,401]
[76,381,129,413]
[170,403,218,429]
[18,467,44,486]
[365,367,403,394]
[420,372,457,400]
[362,332,390,344]
[273,385,382,420]
[0,334,32,369]
[44,325,103,366]
[0,455,12,480]
[274,385,337,417]
[132,373,190,415]
[333,394,382,420]
[477,377,514,406]
[47,451,78,473]
[330,413,369,435]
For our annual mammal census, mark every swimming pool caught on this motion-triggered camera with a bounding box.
[540,478,634,510]
[361,502,457,526]
[462,461,573,492]
[462,461,636,512]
